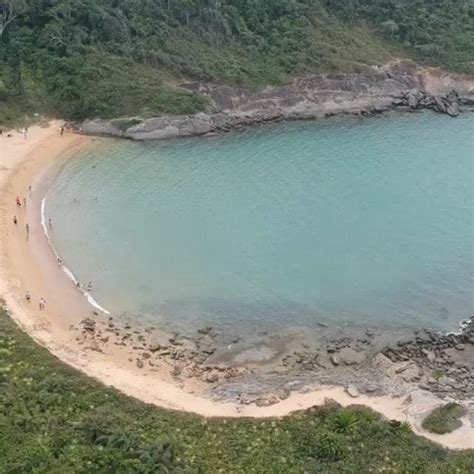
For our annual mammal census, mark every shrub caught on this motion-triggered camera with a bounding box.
[332,408,360,434]
[315,432,346,461]
[421,403,468,434]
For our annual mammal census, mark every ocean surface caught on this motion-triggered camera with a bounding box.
[45,112,474,334]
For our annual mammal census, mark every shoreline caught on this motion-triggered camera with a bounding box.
[0,122,473,450]
[78,61,474,141]
[40,195,111,315]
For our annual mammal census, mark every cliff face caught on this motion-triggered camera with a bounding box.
[79,61,474,140]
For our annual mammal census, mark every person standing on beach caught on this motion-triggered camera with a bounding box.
[25,223,30,237]
[60,125,64,135]
[25,291,31,303]
[16,196,21,207]
[13,215,17,225]
[28,185,32,196]
[39,298,45,310]
[23,197,27,208]
[48,218,53,230]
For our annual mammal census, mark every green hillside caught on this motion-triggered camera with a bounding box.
[1,308,473,472]
[0,0,473,125]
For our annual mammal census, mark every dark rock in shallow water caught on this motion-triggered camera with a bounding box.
[81,317,96,332]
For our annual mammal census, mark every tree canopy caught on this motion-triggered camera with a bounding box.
[0,0,472,124]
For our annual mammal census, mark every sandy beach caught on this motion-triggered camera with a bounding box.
[0,122,472,450]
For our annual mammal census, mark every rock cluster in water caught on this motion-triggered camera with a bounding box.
[73,311,473,408]
[392,88,474,117]
[381,321,474,399]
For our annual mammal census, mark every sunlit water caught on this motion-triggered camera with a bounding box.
[45,113,474,335]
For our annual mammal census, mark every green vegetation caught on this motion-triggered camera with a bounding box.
[422,402,469,435]
[326,0,474,75]
[1,307,474,472]
[1,0,472,126]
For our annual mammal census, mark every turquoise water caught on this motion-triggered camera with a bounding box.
[46,113,474,334]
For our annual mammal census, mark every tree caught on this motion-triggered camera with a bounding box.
[381,19,399,38]
[0,0,25,37]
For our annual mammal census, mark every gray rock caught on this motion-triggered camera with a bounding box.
[339,347,366,365]
[255,394,280,407]
[446,103,459,117]
[277,387,291,400]
[170,366,182,377]
[365,383,378,393]
[407,91,420,109]
[346,384,359,398]
[205,371,219,383]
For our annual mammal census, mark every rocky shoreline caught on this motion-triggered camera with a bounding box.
[72,312,473,409]
[78,61,474,141]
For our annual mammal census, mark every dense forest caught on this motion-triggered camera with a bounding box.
[0,0,473,124]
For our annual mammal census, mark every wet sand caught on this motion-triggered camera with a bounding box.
[0,122,472,450]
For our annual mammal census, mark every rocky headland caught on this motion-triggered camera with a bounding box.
[78,61,474,140]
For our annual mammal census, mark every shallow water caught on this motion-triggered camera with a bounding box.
[46,113,474,334]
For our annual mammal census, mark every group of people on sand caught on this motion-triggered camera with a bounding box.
[13,192,30,237]
[76,280,93,292]
[24,290,46,311]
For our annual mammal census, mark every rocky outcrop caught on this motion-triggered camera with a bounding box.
[78,61,474,140]
[392,88,474,116]
[381,319,474,399]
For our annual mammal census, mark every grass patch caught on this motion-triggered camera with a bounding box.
[0,307,473,472]
[422,403,468,435]
[110,118,144,132]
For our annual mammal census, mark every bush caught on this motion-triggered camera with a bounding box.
[331,408,360,434]
[422,403,468,434]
